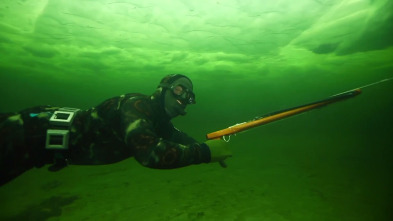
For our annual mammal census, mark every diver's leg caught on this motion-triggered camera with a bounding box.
[0,113,34,186]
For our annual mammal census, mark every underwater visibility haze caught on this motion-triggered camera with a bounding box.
[0,0,392,220]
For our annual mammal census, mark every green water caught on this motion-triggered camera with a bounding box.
[0,0,392,220]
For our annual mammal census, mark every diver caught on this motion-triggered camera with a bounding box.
[0,74,232,186]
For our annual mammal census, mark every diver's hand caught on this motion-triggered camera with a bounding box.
[204,139,232,164]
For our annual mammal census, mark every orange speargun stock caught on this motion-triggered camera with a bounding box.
[206,89,362,140]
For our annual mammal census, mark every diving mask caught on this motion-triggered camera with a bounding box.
[169,84,196,105]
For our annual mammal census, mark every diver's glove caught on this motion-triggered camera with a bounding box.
[204,139,232,166]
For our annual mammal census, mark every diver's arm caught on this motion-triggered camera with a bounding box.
[120,98,210,169]
[167,123,198,145]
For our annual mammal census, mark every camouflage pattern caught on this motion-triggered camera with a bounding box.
[0,91,210,185]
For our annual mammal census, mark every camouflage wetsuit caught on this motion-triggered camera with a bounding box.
[0,92,210,185]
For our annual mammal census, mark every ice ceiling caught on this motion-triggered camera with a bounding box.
[0,0,392,78]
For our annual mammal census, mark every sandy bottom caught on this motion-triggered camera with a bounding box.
[0,133,392,221]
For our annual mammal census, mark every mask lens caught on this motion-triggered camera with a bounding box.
[172,85,184,96]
